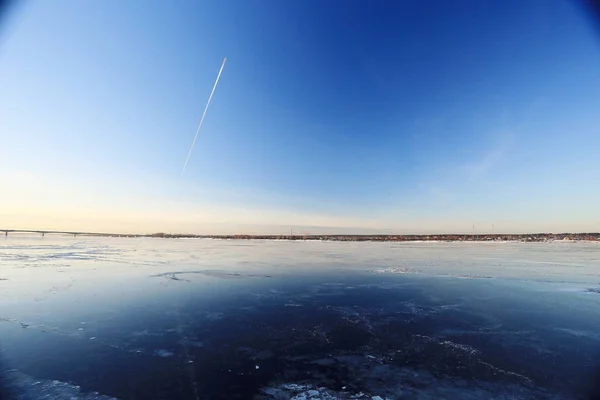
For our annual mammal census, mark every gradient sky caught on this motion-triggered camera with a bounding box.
[1,0,600,234]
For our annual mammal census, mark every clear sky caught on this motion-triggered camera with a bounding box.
[1,0,600,234]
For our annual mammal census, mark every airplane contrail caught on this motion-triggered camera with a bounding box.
[182,57,227,174]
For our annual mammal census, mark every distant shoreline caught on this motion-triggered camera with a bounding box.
[3,229,599,242]
[145,233,600,242]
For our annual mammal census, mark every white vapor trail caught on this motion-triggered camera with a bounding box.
[182,57,227,174]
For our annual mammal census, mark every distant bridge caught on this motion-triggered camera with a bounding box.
[1,229,123,238]
[2,229,87,237]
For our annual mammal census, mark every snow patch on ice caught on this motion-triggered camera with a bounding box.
[2,369,119,399]
[154,349,174,358]
[258,383,390,400]
[440,340,480,355]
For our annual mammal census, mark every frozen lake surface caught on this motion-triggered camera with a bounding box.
[1,237,600,399]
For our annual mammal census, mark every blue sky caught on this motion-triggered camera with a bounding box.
[1,0,600,234]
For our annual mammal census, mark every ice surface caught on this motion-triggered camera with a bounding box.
[1,236,599,399]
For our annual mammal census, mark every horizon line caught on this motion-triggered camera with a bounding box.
[2,228,599,238]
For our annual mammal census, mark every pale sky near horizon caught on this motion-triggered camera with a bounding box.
[1,0,600,235]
